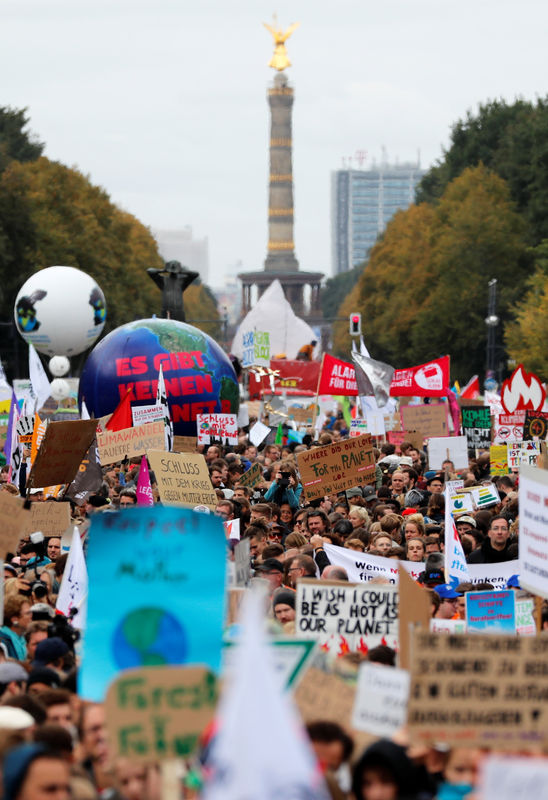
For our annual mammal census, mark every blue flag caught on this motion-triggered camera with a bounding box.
[79,505,227,700]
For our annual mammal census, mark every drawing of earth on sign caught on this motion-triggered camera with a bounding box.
[112,608,188,668]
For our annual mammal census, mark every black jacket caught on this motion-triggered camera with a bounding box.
[467,538,514,564]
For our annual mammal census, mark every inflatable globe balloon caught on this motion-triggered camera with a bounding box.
[49,378,71,401]
[79,318,239,437]
[48,356,70,377]
[14,266,107,356]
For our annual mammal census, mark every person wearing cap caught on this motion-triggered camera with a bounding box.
[32,638,69,676]
[434,584,461,619]
[27,667,61,694]
[455,515,476,535]
[0,663,28,701]
[253,558,284,592]
[2,743,70,800]
[426,474,444,494]
[272,589,296,625]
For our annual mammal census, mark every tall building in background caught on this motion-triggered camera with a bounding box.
[331,162,426,274]
[154,227,209,284]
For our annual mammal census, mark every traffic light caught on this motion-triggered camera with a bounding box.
[349,312,361,336]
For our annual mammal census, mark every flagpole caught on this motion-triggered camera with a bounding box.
[312,353,325,433]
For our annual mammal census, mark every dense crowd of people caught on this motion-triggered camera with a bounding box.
[0,410,544,800]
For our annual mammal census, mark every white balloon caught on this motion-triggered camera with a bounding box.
[48,356,70,377]
[50,378,71,401]
[14,266,107,356]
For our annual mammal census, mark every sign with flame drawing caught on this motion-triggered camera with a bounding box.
[501,365,546,415]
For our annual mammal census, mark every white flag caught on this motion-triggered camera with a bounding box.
[80,399,90,420]
[202,589,329,800]
[444,487,470,587]
[359,335,371,358]
[56,527,88,629]
[155,365,173,452]
[28,344,51,411]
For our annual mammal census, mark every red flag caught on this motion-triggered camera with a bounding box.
[389,356,450,397]
[105,389,132,432]
[317,354,358,396]
[460,375,480,400]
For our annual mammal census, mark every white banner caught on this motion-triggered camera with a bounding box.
[519,464,548,599]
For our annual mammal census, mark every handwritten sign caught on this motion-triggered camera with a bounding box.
[296,579,398,653]
[407,631,548,749]
[297,435,375,501]
[196,414,238,445]
[22,501,71,537]
[236,462,263,489]
[507,441,540,470]
[350,419,368,438]
[242,331,270,368]
[30,419,98,488]
[401,404,448,439]
[352,663,410,736]
[131,404,164,427]
[519,464,548,599]
[0,493,29,557]
[490,444,509,476]
[97,422,165,466]
[105,666,217,762]
[147,450,217,510]
[172,436,197,454]
[462,406,491,450]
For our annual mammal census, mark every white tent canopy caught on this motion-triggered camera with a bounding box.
[231,280,316,360]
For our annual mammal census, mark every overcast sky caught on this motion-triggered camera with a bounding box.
[2,0,547,288]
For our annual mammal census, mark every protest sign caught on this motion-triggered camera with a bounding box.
[0,492,29,557]
[515,598,536,636]
[223,638,316,689]
[390,356,450,397]
[297,435,375,501]
[483,756,548,800]
[350,419,368,438]
[131,404,164,427]
[97,422,165,466]
[407,630,548,749]
[29,419,98,488]
[242,330,270,368]
[234,538,251,587]
[507,440,540,470]
[288,406,314,426]
[147,450,216,510]
[428,436,469,470]
[501,364,546,414]
[296,579,398,653]
[387,429,424,450]
[398,565,431,671]
[522,410,548,441]
[352,663,410,737]
[22,501,71,537]
[248,420,270,447]
[236,462,263,489]
[196,413,238,446]
[493,412,525,444]
[365,410,385,437]
[490,444,509,476]
[449,493,474,515]
[172,436,197,453]
[401,404,448,439]
[16,414,34,444]
[446,479,464,495]
[471,484,500,509]
[430,618,466,634]
[80,505,227,700]
[461,405,491,450]
[317,354,358,396]
[323,542,516,590]
[65,440,103,506]
[224,518,240,540]
[105,665,217,762]
[465,590,516,634]
[519,464,548,599]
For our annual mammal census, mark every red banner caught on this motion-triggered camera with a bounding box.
[248,360,320,398]
[389,356,450,397]
[318,354,358,396]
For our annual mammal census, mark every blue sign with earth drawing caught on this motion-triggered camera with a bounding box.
[79,505,227,701]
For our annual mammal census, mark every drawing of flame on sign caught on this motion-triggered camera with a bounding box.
[501,364,546,414]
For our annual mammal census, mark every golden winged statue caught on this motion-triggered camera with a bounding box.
[263,17,300,71]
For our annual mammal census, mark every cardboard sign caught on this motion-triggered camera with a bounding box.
[172,436,197,454]
[147,450,216,510]
[490,444,509,476]
[236,462,263,489]
[522,410,548,441]
[196,414,238,446]
[507,441,540,470]
[297,435,375,501]
[352,663,410,737]
[462,405,491,450]
[288,406,314,426]
[22,501,71,537]
[97,422,165,466]
[401,404,448,439]
[105,665,217,762]
[465,590,516,634]
[30,419,98,488]
[131,404,164,427]
[0,492,29,557]
[428,436,469,470]
[407,630,548,749]
[295,579,398,653]
[398,565,431,671]
[519,464,548,599]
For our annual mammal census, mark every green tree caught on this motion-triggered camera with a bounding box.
[321,264,363,321]
[505,241,548,376]
[0,106,44,170]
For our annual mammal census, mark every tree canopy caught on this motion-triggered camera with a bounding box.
[505,241,548,375]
